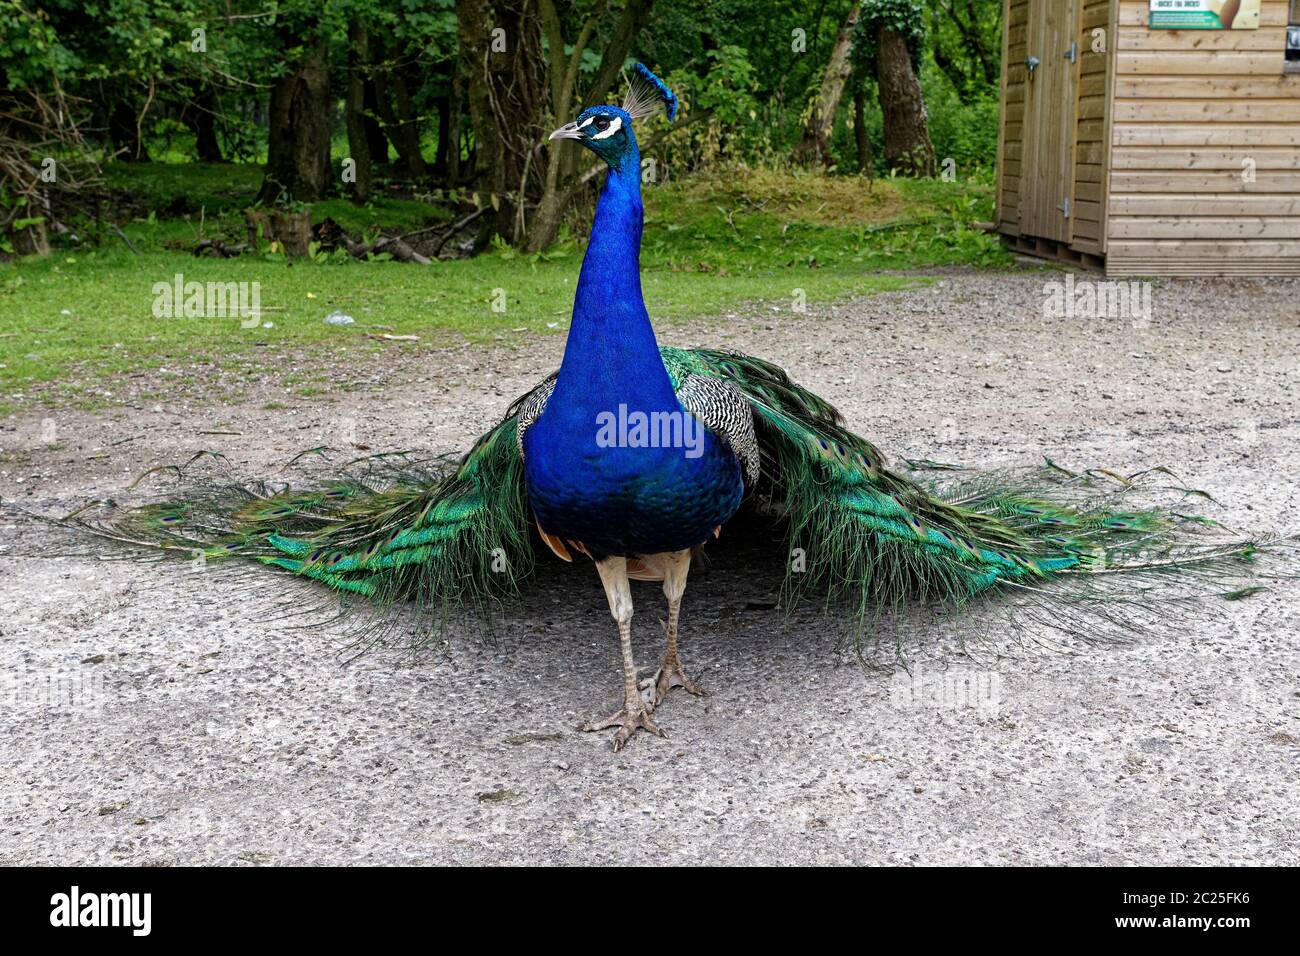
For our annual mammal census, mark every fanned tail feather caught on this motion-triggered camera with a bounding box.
[8,345,1294,656]
[14,415,537,650]
[669,348,1296,645]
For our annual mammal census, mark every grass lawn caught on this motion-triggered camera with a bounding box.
[0,164,1008,413]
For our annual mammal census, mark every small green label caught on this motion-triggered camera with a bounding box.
[1150,0,1261,29]
[1149,11,1223,29]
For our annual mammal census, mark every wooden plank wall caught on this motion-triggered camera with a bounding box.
[1023,0,1081,241]
[997,0,1031,233]
[1106,0,1300,275]
[1073,0,1116,252]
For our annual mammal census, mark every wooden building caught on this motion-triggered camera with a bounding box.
[996,0,1300,276]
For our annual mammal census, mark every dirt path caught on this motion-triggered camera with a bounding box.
[2,272,1298,865]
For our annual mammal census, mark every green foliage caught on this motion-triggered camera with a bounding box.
[0,164,1010,410]
[670,46,759,127]
[923,0,1002,92]
[0,0,79,85]
[5,0,1009,225]
[852,0,927,78]
[661,45,765,169]
[919,68,1001,174]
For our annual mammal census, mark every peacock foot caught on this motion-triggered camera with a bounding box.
[641,655,704,707]
[581,699,666,752]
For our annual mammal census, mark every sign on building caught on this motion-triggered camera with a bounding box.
[1149,0,1261,29]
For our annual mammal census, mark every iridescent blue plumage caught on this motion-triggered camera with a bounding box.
[524,91,742,555]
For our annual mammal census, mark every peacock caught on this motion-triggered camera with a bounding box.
[19,66,1292,751]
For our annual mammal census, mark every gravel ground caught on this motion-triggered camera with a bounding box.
[1,270,1298,865]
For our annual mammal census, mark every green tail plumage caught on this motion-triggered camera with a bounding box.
[25,418,536,645]
[660,347,1292,641]
[11,346,1292,652]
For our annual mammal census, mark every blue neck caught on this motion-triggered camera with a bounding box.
[551,153,677,413]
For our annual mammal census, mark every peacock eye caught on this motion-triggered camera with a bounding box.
[593,116,610,131]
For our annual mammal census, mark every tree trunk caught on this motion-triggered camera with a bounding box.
[852,82,873,176]
[876,27,936,177]
[108,99,150,162]
[8,219,49,257]
[932,44,969,95]
[345,21,373,203]
[257,22,332,203]
[460,0,648,250]
[363,81,389,163]
[446,75,463,185]
[960,0,998,86]
[795,5,860,167]
[433,95,450,178]
[456,0,498,221]
[528,2,598,253]
[369,35,429,180]
[185,86,224,162]
[580,0,656,109]
[457,0,545,244]
[245,207,312,257]
[386,66,430,177]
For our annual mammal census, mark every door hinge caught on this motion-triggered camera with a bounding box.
[1058,199,1071,218]
[1064,42,1078,63]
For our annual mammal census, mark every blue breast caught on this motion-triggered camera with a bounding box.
[524,403,744,555]
[523,124,744,555]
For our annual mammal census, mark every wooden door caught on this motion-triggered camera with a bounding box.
[1022,0,1079,242]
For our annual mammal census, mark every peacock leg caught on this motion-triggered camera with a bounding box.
[643,549,704,706]
[582,555,666,751]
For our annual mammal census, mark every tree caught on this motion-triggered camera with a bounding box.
[927,0,999,93]
[454,0,659,251]
[529,0,600,252]
[455,0,511,241]
[525,0,657,251]
[344,20,374,202]
[370,37,431,179]
[0,0,99,257]
[337,0,459,190]
[181,83,224,163]
[851,74,873,174]
[258,9,333,203]
[107,94,152,162]
[853,0,935,177]
[795,4,860,167]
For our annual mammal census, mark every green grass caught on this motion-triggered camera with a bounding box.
[99,162,449,252]
[104,161,264,215]
[0,164,1008,413]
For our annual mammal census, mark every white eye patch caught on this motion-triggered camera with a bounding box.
[591,116,622,140]
[577,116,595,129]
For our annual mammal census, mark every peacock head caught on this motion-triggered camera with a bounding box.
[549,105,639,169]
[548,64,677,172]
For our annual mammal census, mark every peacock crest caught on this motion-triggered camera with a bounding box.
[622,63,678,122]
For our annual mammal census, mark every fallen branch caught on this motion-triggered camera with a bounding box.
[110,224,140,255]
[193,239,249,258]
[431,206,491,258]
[370,236,431,265]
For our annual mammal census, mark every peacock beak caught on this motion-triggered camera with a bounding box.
[548,122,584,141]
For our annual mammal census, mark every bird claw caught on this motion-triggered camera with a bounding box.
[640,657,704,708]
[581,702,666,752]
